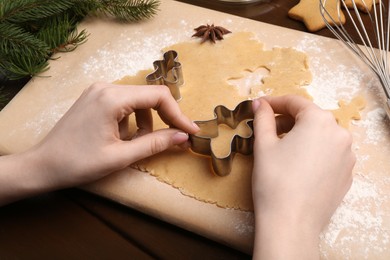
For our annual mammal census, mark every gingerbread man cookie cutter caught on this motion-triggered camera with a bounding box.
[189,100,254,176]
[146,50,184,101]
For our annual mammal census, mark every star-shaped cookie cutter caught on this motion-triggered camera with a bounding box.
[146,50,184,101]
[189,100,254,176]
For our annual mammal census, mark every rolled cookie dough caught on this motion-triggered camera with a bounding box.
[115,32,362,211]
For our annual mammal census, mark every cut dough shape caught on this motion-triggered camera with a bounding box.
[115,32,364,211]
[332,96,366,128]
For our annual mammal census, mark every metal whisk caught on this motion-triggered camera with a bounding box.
[319,0,390,116]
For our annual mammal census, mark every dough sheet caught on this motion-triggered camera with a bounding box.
[115,32,363,211]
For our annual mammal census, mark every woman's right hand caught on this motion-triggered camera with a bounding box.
[251,95,355,259]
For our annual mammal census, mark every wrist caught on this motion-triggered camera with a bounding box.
[0,146,57,206]
[253,210,320,260]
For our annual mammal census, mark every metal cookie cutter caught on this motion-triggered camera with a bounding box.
[189,100,254,176]
[146,50,184,101]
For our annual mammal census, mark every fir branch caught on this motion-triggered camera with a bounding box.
[0,22,49,57]
[0,0,75,23]
[36,13,88,53]
[98,0,160,22]
[53,28,89,53]
[0,50,49,80]
[0,22,50,79]
[0,0,161,81]
[0,85,9,110]
[0,57,49,80]
[68,0,101,18]
[35,15,70,52]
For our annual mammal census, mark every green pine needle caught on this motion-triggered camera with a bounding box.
[0,22,49,58]
[0,0,161,81]
[0,52,49,80]
[54,28,89,53]
[0,85,9,109]
[0,0,75,23]
[36,13,89,53]
[100,0,160,22]
[68,0,101,18]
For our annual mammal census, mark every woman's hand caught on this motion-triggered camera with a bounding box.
[251,95,355,259]
[37,82,200,186]
[0,83,199,205]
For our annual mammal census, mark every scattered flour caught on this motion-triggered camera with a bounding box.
[295,34,390,258]
[232,211,255,235]
[79,22,390,258]
[82,19,234,82]
[357,108,388,145]
[296,36,365,109]
[320,175,390,258]
[82,29,180,81]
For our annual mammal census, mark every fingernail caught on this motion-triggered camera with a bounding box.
[252,99,261,112]
[172,131,189,145]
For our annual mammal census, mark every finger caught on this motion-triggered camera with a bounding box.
[275,114,295,135]
[114,85,199,134]
[117,128,189,163]
[135,109,153,136]
[252,98,278,145]
[262,95,319,118]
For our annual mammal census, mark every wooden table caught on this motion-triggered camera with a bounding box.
[0,0,349,258]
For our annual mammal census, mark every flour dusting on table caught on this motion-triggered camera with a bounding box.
[80,20,390,257]
[294,35,390,258]
[82,29,182,81]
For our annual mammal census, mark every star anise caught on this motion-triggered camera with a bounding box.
[192,24,232,44]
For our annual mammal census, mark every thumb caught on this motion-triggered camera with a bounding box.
[118,128,189,163]
[252,98,278,146]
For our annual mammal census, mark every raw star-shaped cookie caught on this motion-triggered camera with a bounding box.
[288,0,346,32]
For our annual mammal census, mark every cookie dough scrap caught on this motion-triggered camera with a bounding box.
[288,0,346,32]
[332,96,366,128]
[250,47,312,98]
[116,32,313,211]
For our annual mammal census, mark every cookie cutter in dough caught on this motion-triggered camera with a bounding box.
[189,100,254,177]
[146,50,184,101]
